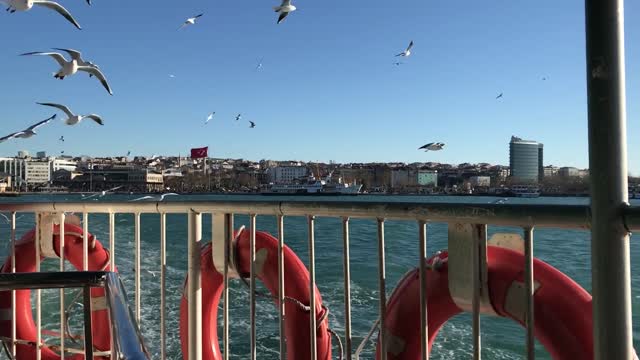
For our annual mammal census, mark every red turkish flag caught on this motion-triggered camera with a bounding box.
[190,147,208,159]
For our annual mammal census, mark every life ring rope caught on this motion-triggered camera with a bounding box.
[238,276,345,359]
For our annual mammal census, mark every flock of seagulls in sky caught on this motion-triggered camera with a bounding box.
[2,0,83,29]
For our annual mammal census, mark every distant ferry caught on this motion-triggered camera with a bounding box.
[262,175,362,196]
[510,185,541,198]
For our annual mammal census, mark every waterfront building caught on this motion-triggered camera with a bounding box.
[509,136,544,183]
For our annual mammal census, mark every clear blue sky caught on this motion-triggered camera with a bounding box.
[1,1,639,172]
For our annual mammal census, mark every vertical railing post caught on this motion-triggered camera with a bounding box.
[377,218,387,360]
[524,227,535,359]
[223,213,233,360]
[418,220,428,360]
[59,212,66,360]
[187,210,203,360]
[134,213,141,324]
[277,215,286,360]
[160,213,167,360]
[342,217,352,360]
[585,0,632,358]
[308,215,317,360]
[83,286,94,359]
[249,214,257,360]
[10,212,16,358]
[35,213,42,360]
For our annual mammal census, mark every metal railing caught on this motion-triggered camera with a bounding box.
[0,199,637,359]
[0,271,149,360]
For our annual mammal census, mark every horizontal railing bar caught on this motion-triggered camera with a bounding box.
[0,201,609,228]
[0,271,107,290]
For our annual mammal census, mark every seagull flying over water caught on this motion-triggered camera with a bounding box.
[205,112,215,124]
[21,51,113,95]
[249,121,256,128]
[37,102,104,126]
[0,114,56,143]
[396,41,414,57]
[130,193,179,202]
[418,142,445,151]
[496,93,503,99]
[81,185,123,200]
[2,0,82,30]
[235,113,242,121]
[179,13,203,30]
[274,0,296,24]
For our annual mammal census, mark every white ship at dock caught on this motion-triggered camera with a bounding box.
[262,173,362,195]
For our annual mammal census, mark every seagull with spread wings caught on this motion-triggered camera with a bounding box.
[130,193,179,202]
[0,115,56,143]
[2,0,81,29]
[37,102,104,126]
[418,142,445,151]
[396,41,414,57]
[273,0,296,24]
[21,50,113,95]
[179,13,203,30]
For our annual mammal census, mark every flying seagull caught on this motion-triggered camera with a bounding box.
[59,135,64,142]
[51,48,99,77]
[81,185,123,200]
[235,113,242,121]
[205,112,215,124]
[3,0,81,29]
[130,193,179,202]
[393,62,403,66]
[418,142,445,151]
[37,102,104,126]
[21,51,113,95]
[396,41,414,57]
[179,13,203,30]
[496,93,503,99]
[274,0,296,24]
[0,213,25,224]
[256,57,264,71]
[168,74,176,78]
[249,121,256,128]
[0,114,56,143]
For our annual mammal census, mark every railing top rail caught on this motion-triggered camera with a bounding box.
[0,271,106,290]
[0,200,614,229]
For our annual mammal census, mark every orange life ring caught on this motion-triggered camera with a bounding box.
[179,229,332,360]
[377,246,594,359]
[0,222,114,360]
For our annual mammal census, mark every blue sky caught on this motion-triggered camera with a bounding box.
[1,1,639,172]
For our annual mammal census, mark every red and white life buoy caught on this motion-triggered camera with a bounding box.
[377,246,594,359]
[0,222,114,360]
[179,228,332,360]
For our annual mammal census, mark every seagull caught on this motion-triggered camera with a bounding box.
[393,62,403,66]
[3,0,81,30]
[249,121,256,128]
[0,213,25,223]
[37,102,104,126]
[496,93,503,99]
[256,57,264,71]
[130,193,179,202]
[274,0,296,24]
[82,185,123,200]
[0,114,56,143]
[51,48,99,77]
[145,270,159,278]
[235,113,242,121]
[21,51,113,95]
[395,41,414,57]
[179,13,203,30]
[418,142,445,151]
[542,76,548,81]
[168,74,176,78]
[205,112,215,124]
[59,135,64,142]
[127,150,131,156]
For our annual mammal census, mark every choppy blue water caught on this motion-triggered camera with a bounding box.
[0,194,638,359]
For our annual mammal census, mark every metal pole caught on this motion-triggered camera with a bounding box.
[585,0,632,358]
[35,213,41,360]
[418,220,428,360]
[524,227,535,360]
[10,212,16,358]
[160,213,167,360]
[223,213,233,360]
[308,215,317,360]
[83,212,89,271]
[377,218,387,360]
[342,217,352,360]
[249,214,257,360]
[472,225,481,360]
[187,210,202,360]
[59,212,66,360]
[135,213,141,324]
[83,286,94,359]
[277,215,286,360]
[109,213,115,270]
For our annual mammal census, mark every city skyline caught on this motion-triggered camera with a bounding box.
[0,1,639,172]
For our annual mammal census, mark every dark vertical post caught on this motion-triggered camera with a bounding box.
[585,0,632,358]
